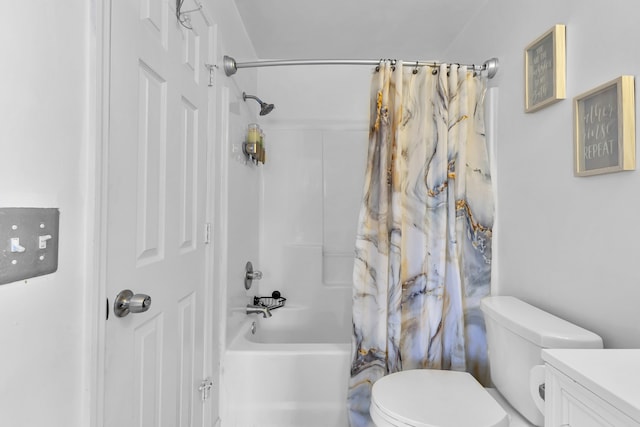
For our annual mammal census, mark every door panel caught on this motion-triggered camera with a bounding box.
[133,314,164,427]
[177,293,196,426]
[104,1,211,426]
[178,97,198,253]
[136,61,167,264]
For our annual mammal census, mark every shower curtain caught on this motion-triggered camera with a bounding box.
[348,61,494,427]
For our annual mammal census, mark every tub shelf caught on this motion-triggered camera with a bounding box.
[253,295,286,311]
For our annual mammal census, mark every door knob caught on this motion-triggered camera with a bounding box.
[114,289,152,317]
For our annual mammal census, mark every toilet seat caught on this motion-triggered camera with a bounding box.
[370,369,509,427]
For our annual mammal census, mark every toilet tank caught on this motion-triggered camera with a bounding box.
[481,296,603,427]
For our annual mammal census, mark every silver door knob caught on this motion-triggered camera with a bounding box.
[114,289,152,317]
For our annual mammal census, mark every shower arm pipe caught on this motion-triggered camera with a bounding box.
[222,55,499,79]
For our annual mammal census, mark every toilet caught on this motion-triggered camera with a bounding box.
[370,296,603,427]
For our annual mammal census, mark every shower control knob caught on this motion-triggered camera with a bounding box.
[114,289,152,318]
[244,261,262,289]
[247,270,263,280]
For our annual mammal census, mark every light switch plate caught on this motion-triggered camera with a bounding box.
[0,208,60,285]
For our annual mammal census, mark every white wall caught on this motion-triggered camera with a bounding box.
[444,0,640,348]
[0,2,90,426]
[258,65,370,125]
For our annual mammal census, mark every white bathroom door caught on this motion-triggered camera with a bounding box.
[103,1,211,426]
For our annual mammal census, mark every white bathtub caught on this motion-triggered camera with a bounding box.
[221,306,351,427]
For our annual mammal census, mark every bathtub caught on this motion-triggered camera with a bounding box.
[221,306,352,427]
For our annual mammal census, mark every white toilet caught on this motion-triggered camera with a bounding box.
[370,296,603,427]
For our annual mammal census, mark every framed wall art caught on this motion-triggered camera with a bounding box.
[574,76,635,177]
[524,24,566,112]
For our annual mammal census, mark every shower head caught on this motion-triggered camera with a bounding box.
[243,92,275,116]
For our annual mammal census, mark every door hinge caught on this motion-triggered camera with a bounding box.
[204,223,211,244]
[199,377,213,401]
[205,63,216,87]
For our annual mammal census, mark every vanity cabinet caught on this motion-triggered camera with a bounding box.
[542,349,640,427]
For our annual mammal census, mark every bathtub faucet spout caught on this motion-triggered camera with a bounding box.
[246,304,272,318]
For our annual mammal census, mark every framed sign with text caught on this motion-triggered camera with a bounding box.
[525,24,566,112]
[574,76,635,177]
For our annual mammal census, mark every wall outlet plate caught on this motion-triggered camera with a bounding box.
[0,208,60,285]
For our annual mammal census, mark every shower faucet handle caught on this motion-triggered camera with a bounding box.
[244,261,262,289]
[247,270,262,280]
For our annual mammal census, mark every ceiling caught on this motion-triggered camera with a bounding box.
[232,0,489,61]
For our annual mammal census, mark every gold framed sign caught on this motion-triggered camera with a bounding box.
[574,76,635,177]
[524,24,566,112]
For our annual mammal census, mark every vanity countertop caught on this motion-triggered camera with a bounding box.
[541,349,640,423]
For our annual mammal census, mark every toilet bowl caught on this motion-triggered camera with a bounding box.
[370,296,603,427]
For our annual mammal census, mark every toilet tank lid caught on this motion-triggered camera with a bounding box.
[481,296,603,348]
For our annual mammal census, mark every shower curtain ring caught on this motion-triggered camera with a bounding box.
[376,59,383,72]
[432,62,438,75]
[413,61,419,74]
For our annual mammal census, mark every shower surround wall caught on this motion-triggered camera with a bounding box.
[256,65,371,323]
[257,128,366,311]
[223,82,263,348]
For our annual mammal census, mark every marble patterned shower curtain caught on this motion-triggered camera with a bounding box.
[348,61,494,427]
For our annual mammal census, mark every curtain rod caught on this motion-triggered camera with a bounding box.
[222,55,499,79]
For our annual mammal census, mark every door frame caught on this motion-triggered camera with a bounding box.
[85,0,110,424]
[87,1,219,426]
